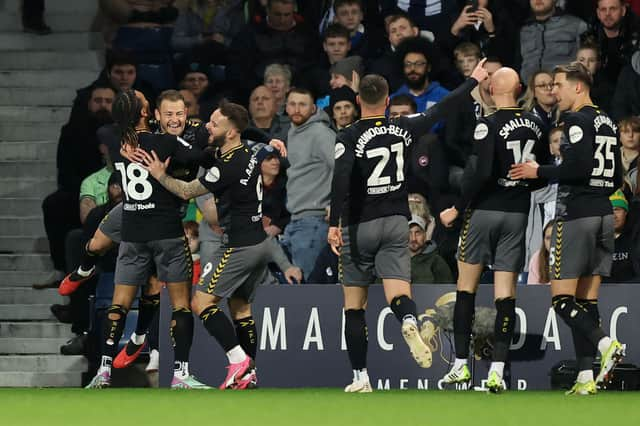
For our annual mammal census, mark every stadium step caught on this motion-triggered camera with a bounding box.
[0,142,57,161]
[0,288,64,305]
[0,236,49,254]
[0,372,82,387]
[0,254,53,271]
[0,355,87,372]
[0,271,59,288]
[0,32,103,51]
[0,198,44,215]
[0,304,55,321]
[0,217,46,238]
[0,161,56,178]
[0,123,62,142]
[0,178,57,198]
[0,87,77,107]
[3,0,99,14]
[0,322,72,339]
[0,337,68,354]
[0,13,99,33]
[0,106,71,123]
[0,50,101,71]
[0,70,97,88]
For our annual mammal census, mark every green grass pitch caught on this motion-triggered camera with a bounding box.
[0,388,639,426]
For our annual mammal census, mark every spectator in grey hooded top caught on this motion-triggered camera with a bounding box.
[518,0,588,82]
[283,87,336,281]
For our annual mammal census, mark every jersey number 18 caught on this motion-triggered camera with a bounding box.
[115,162,153,201]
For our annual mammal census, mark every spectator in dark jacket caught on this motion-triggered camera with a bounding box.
[41,83,115,284]
[576,39,616,114]
[611,50,640,121]
[603,190,640,282]
[171,0,245,64]
[257,145,290,237]
[445,0,517,66]
[368,12,420,92]
[306,23,352,100]
[409,215,454,284]
[225,0,320,103]
[248,85,291,142]
[520,70,558,130]
[518,0,588,82]
[333,0,383,60]
[581,0,640,85]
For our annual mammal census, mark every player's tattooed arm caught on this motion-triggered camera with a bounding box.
[138,148,209,200]
[158,174,209,200]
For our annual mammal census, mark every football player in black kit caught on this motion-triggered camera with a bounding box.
[439,67,550,392]
[139,101,301,390]
[511,62,625,395]
[327,60,489,392]
[85,90,214,389]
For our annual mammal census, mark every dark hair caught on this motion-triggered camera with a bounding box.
[358,74,389,105]
[387,12,416,28]
[578,37,601,60]
[334,0,362,12]
[389,94,417,113]
[324,23,351,42]
[484,56,503,65]
[219,100,249,133]
[106,50,138,72]
[90,82,117,97]
[553,62,593,87]
[286,86,315,101]
[267,0,296,9]
[112,90,142,148]
[156,90,185,110]
[183,221,199,238]
[396,36,437,66]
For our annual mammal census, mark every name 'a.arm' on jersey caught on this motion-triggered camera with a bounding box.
[454,109,550,213]
[198,145,266,247]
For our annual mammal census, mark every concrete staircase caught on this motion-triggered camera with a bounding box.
[0,0,103,386]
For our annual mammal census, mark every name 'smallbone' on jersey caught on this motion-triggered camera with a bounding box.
[456,108,550,214]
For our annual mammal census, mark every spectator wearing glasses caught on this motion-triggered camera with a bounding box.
[391,37,449,114]
[520,70,558,130]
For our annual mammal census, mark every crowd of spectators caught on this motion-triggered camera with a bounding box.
[35,1,640,357]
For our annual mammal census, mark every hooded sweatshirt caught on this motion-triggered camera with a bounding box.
[286,109,336,219]
[411,241,454,284]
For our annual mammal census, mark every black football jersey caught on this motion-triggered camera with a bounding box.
[537,105,622,220]
[455,108,550,213]
[329,78,478,226]
[198,143,266,247]
[117,132,209,242]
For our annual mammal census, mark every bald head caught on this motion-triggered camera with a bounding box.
[490,67,520,95]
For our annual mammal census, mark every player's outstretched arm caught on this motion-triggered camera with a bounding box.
[138,149,209,200]
[405,58,488,136]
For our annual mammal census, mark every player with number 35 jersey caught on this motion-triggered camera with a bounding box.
[510,63,625,395]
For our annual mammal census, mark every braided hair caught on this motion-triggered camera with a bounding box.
[112,89,142,148]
